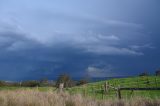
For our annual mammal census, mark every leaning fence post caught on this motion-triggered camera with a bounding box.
[92,86,95,98]
[155,77,158,88]
[117,85,121,99]
[19,81,22,87]
[83,88,86,97]
[137,79,139,88]
[36,85,39,91]
[104,81,109,94]
[101,85,104,99]
[59,83,64,93]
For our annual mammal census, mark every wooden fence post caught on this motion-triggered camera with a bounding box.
[155,77,158,88]
[19,81,22,87]
[92,86,95,98]
[117,89,121,99]
[101,85,104,99]
[59,83,64,93]
[83,88,86,97]
[137,79,139,88]
[36,85,39,90]
[117,85,121,99]
[104,81,109,94]
[146,76,149,87]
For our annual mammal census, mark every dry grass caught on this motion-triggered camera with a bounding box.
[0,90,159,106]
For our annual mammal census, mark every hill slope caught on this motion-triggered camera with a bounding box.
[67,76,160,99]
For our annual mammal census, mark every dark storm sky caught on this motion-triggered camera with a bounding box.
[0,0,160,80]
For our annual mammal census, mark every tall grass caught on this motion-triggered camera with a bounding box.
[0,90,159,106]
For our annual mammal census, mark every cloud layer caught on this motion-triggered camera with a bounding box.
[0,0,160,80]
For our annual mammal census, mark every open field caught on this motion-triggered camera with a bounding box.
[0,89,159,106]
[0,87,54,92]
[0,76,160,106]
[67,76,160,99]
[0,76,160,100]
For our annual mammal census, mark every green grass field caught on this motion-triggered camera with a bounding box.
[0,86,55,92]
[0,76,160,100]
[66,76,160,99]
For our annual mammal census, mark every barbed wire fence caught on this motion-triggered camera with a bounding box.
[65,76,160,99]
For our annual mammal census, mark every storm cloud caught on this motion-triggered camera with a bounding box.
[0,0,160,80]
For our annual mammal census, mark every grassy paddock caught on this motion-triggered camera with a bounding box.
[0,86,55,92]
[0,76,160,101]
[66,76,160,99]
[0,89,159,106]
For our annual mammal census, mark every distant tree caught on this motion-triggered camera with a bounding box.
[77,79,88,86]
[56,74,74,88]
[0,81,5,86]
[40,77,48,83]
[0,81,19,87]
[39,77,49,86]
[139,72,148,76]
[156,69,160,76]
[21,80,40,87]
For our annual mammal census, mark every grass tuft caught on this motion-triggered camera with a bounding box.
[0,89,159,106]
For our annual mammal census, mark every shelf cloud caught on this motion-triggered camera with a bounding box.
[0,0,160,80]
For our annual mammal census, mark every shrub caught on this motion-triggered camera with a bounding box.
[0,81,5,86]
[156,70,160,76]
[56,74,75,88]
[77,79,88,86]
[139,72,148,76]
[21,80,40,87]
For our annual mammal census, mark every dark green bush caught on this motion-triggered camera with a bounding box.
[21,80,40,87]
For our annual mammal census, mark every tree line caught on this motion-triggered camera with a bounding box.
[0,69,159,87]
[0,74,88,87]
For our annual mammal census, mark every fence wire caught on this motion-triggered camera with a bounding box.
[66,76,160,99]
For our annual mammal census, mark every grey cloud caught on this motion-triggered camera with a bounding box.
[84,45,143,56]
[104,20,143,28]
[0,31,43,51]
[0,0,149,56]
[97,34,120,41]
[0,22,145,56]
[86,65,118,77]
[0,0,159,80]
[130,44,155,50]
